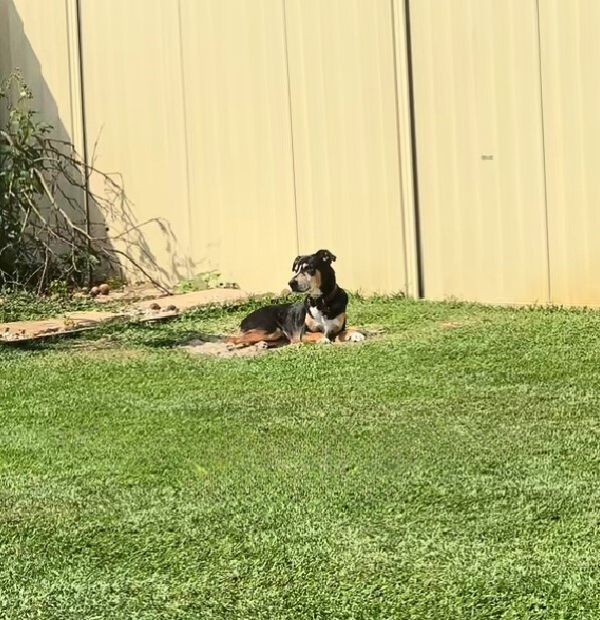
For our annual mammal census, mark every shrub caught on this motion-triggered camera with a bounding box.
[0,71,166,294]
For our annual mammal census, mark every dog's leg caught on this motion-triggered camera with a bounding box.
[301,331,335,344]
[286,307,308,344]
[336,329,365,343]
[227,329,286,347]
[289,325,306,345]
[300,331,326,344]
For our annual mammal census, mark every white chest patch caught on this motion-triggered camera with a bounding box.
[309,306,341,334]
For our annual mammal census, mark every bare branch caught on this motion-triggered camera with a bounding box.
[1,71,174,295]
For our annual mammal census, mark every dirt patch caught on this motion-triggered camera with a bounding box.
[88,283,166,304]
[0,290,250,345]
[181,338,285,359]
[91,284,248,306]
[134,289,249,312]
[0,311,128,343]
[181,331,371,359]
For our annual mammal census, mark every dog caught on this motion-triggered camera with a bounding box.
[227,249,365,347]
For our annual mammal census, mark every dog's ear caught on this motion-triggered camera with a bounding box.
[316,249,336,264]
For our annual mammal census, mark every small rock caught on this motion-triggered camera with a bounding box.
[90,286,100,297]
[98,283,110,296]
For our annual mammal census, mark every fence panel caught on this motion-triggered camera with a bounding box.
[179,0,298,292]
[0,0,83,152]
[284,0,410,294]
[539,0,600,306]
[408,0,550,304]
[78,0,192,285]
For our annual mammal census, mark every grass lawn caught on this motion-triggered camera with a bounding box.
[2,296,600,619]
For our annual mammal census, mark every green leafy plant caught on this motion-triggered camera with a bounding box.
[176,271,239,293]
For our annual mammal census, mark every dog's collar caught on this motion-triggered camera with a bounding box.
[309,284,338,306]
[323,284,339,304]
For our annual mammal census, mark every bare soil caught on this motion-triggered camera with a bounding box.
[181,338,284,359]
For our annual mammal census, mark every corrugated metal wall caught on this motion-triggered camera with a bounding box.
[538,0,600,307]
[0,0,83,153]
[408,0,600,306]
[79,0,301,292]
[2,0,413,295]
[409,0,550,305]
[3,0,600,305]
[284,0,409,294]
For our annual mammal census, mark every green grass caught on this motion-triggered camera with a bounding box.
[2,296,600,618]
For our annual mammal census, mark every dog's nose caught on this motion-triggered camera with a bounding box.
[288,279,297,290]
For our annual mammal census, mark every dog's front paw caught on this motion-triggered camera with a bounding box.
[319,336,333,345]
[348,331,365,342]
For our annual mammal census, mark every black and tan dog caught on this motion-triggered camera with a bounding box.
[228,249,365,347]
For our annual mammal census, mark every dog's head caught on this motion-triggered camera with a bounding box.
[288,249,336,295]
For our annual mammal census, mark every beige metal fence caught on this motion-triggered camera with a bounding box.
[2,0,600,306]
[409,0,600,307]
